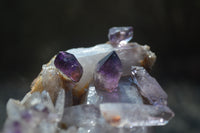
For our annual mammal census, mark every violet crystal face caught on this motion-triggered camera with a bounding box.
[131,66,168,105]
[94,51,122,92]
[108,27,133,46]
[54,51,83,82]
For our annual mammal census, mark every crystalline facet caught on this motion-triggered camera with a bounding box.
[86,77,143,105]
[94,51,122,92]
[66,42,156,97]
[108,27,133,46]
[100,103,174,127]
[85,86,101,105]
[22,92,42,108]
[131,66,168,105]
[4,89,67,133]
[30,42,156,100]
[54,51,83,82]
[3,27,174,133]
[41,90,55,112]
[55,89,65,120]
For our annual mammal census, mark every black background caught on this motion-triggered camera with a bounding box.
[1,0,200,132]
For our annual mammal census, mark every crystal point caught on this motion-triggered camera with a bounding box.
[54,51,83,82]
[131,66,168,105]
[108,27,133,46]
[86,77,143,105]
[94,51,122,92]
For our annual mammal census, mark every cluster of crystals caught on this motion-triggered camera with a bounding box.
[3,27,174,133]
[3,89,65,133]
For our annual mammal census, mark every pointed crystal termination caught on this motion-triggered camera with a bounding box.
[85,77,143,105]
[54,51,83,82]
[131,66,168,105]
[108,27,133,46]
[94,51,122,92]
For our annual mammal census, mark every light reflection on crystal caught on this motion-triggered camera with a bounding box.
[3,27,174,133]
[108,27,133,47]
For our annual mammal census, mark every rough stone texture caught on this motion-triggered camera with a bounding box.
[115,43,156,75]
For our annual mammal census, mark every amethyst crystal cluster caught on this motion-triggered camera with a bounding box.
[3,27,174,133]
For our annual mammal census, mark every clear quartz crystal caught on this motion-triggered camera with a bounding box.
[100,103,174,127]
[85,77,143,105]
[55,89,65,120]
[4,89,66,133]
[62,104,148,133]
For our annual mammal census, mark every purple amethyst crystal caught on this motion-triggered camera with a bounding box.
[94,51,122,92]
[54,51,83,82]
[131,66,168,105]
[108,27,133,46]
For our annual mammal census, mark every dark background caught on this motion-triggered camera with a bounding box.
[1,0,200,132]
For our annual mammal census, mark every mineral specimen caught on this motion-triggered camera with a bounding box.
[85,77,143,105]
[94,51,122,92]
[54,51,83,82]
[108,27,133,47]
[30,41,156,100]
[4,89,65,133]
[131,66,167,105]
[100,103,174,127]
[3,27,174,133]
